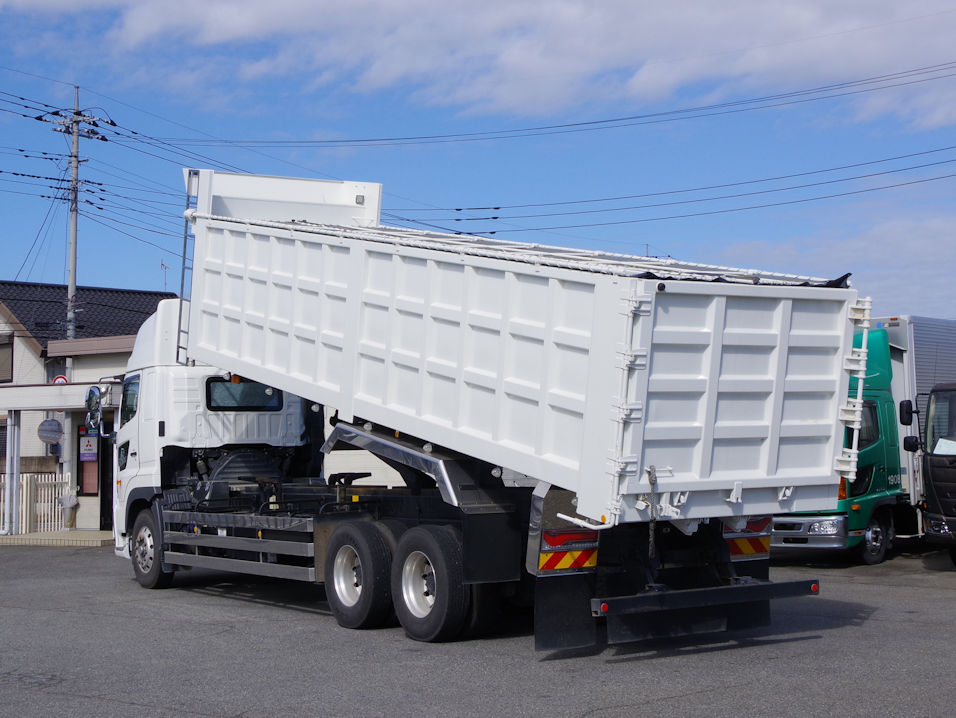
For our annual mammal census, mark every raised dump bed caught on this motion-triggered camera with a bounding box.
[183,169,863,526]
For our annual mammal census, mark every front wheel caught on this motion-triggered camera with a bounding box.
[856,512,888,565]
[948,547,956,568]
[131,509,174,589]
[391,525,469,642]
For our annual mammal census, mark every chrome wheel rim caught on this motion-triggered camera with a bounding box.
[401,550,436,619]
[332,544,362,607]
[864,521,884,554]
[134,524,155,574]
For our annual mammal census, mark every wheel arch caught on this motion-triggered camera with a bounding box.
[123,487,160,543]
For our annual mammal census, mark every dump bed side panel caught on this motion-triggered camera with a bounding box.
[187,217,623,501]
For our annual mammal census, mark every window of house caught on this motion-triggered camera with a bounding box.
[0,333,12,383]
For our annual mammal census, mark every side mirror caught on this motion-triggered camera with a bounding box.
[903,435,920,453]
[899,400,914,427]
[85,385,111,438]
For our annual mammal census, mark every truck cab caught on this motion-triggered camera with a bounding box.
[772,328,913,563]
[109,299,307,560]
[913,382,956,564]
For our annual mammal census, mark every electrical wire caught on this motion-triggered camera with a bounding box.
[154,61,956,148]
[406,156,956,222]
[468,171,956,234]
[15,167,69,280]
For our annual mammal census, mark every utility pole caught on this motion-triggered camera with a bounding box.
[45,88,111,511]
[66,86,80,378]
[49,86,110,379]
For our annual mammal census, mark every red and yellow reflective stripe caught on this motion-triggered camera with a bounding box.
[538,549,598,571]
[726,536,770,558]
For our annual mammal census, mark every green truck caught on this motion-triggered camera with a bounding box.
[772,316,956,564]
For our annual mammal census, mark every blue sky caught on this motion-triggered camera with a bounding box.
[2,1,955,316]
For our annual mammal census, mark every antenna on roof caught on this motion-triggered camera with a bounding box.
[160,261,169,292]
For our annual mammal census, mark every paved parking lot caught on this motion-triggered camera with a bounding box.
[0,540,953,717]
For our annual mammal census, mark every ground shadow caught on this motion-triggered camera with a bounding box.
[772,536,956,572]
[170,568,332,616]
[543,595,875,662]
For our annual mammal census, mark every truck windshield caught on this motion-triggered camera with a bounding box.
[926,390,956,455]
[206,377,283,411]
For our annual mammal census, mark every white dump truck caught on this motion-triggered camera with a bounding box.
[88,169,868,650]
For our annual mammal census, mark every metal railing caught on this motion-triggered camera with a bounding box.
[0,473,69,534]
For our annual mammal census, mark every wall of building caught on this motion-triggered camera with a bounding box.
[70,353,128,383]
[1,315,51,460]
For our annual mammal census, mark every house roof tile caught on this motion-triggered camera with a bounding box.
[0,280,175,351]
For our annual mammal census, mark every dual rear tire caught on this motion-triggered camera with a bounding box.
[324,522,473,642]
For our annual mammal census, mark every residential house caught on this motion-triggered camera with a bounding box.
[1,280,175,531]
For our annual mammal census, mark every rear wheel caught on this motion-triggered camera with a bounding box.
[131,509,174,589]
[391,525,469,642]
[325,522,394,629]
[856,512,888,565]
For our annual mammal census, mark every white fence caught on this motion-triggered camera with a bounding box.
[0,473,68,534]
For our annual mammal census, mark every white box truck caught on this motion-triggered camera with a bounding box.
[90,169,868,650]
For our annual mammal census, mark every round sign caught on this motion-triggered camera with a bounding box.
[52,375,68,385]
[37,418,64,444]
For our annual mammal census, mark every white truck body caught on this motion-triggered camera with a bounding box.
[184,169,861,527]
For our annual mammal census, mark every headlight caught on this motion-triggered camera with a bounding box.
[808,519,840,535]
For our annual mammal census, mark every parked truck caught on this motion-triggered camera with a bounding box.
[88,169,869,650]
[904,380,956,565]
[772,316,956,563]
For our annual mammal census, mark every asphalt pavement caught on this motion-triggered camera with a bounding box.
[0,539,953,717]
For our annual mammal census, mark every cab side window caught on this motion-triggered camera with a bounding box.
[858,403,879,449]
[120,376,140,428]
[846,402,879,450]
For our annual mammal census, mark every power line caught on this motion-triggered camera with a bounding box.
[469,171,956,234]
[406,155,956,223]
[15,166,69,281]
[81,213,185,258]
[154,61,956,148]
[389,144,956,212]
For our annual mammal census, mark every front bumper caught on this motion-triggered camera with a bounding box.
[771,514,848,550]
[922,512,956,546]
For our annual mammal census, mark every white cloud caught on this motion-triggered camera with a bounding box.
[4,0,956,122]
[715,215,956,318]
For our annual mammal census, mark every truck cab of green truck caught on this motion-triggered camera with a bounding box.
[773,315,956,563]
[772,327,914,563]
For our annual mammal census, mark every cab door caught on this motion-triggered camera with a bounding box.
[113,374,141,530]
[848,401,886,506]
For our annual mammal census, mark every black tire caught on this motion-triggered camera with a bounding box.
[391,525,469,642]
[131,509,174,589]
[948,547,956,568]
[325,522,394,629]
[374,519,406,555]
[856,512,888,565]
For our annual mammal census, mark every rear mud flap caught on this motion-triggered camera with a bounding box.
[534,573,598,651]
